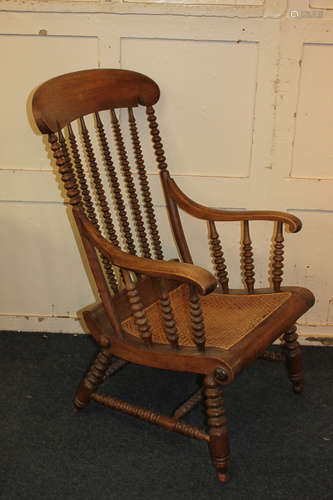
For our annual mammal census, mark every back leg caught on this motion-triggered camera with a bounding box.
[204,374,230,483]
[283,324,303,394]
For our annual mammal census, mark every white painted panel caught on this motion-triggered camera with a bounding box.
[0,203,94,316]
[121,38,258,178]
[0,34,99,172]
[147,174,251,207]
[0,170,62,202]
[291,43,333,179]
[283,210,333,324]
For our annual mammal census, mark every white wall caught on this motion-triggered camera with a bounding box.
[0,0,332,345]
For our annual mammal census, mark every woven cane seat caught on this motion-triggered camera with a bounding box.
[121,285,291,350]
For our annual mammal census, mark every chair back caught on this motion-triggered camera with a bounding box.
[33,69,172,288]
[32,68,201,349]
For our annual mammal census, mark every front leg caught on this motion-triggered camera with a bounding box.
[204,374,230,483]
[283,324,303,394]
[74,348,112,410]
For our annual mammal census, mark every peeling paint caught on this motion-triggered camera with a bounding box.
[273,77,280,93]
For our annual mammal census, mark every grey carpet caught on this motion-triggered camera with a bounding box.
[0,331,332,500]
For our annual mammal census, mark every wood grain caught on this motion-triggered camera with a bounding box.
[33,69,160,133]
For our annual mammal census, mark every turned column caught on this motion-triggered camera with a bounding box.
[204,374,230,483]
[283,324,304,393]
[74,346,112,410]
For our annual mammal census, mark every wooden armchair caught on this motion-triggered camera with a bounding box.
[31,69,314,483]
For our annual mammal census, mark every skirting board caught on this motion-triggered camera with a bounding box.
[1,315,333,346]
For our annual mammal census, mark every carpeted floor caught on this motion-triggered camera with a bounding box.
[0,331,332,500]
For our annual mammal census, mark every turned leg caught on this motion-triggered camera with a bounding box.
[204,374,230,483]
[283,324,303,394]
[74,348,112,410]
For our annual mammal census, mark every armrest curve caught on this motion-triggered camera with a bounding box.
[75,209,217,295]
[167,177,302,233]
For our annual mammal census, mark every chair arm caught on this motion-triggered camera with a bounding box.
[76,210,217,295]
[167,177,302,233]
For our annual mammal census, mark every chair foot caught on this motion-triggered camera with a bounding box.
[283,324,304,394]
[204,375,230,483]
[217,471,230,483]
[292,382,303,394]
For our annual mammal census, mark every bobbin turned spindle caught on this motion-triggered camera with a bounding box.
[208,220,229,292]
[242,220,255,293]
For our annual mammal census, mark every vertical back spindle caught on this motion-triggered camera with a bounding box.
[159,279,179,348]
[65,121,119,293]
[189,287,206,351]
[95,112,136,256]
[57,125,75,187]
[67,123,99,226]
[128,108,164,260]
[272,221,284,292]
[80,116,120,249]
[111,109,151,258]
[146,105,167,171]
[48,132,81,206]
[123,269,152,347]
[146,105,193,264]
[242,220,255,293]
[208,221,229,293]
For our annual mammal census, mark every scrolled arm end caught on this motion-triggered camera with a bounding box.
[283,214,302,233]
